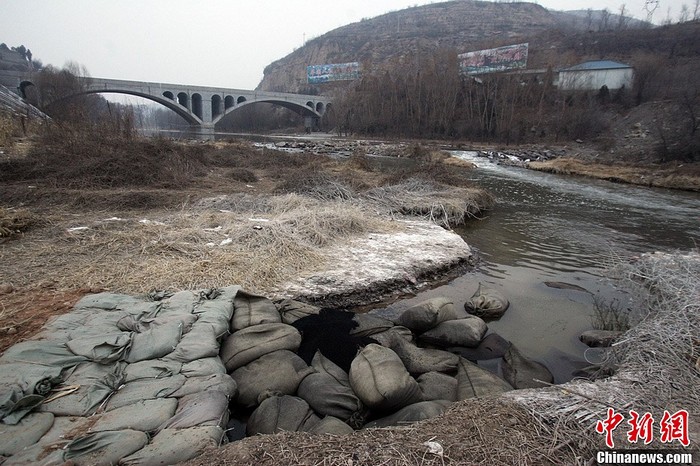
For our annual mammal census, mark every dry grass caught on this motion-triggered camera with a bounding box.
[0,207,38,239]
[364,179,494,227]
[528,158,700,192]
[0,195,396,294]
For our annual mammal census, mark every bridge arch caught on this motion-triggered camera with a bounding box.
[212,98,325,126]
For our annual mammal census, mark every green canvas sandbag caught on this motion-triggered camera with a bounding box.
[66,333,132,364]
[105,374,185,411]
[0,362,71,424]
[158,391,230,431]
[0,412,54,456]
[386,335,459,375]
[363,400,452,429]
[276,299,320,324]
[180,357,226,377]
[39,362,125,417]
[170,373,238,399]
[307,416,355,435]
[418,316,488,349]
[91,398,178,433]
[123,359,183,382]
[394,297,467,333]
[120,426,224,466]
[62,429,149,466]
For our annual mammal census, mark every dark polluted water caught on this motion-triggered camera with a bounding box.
[372,151,700,383]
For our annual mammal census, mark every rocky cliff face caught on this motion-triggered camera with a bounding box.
[257,1,562,93]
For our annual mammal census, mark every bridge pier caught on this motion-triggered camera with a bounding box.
[195,124,216,140]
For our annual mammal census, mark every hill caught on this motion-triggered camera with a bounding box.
[257,1,645,93]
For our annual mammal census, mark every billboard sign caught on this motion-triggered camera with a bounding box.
[307,62,360,84]
[458,43,528,75]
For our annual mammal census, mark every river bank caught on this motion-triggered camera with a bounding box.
[0,135,490,352]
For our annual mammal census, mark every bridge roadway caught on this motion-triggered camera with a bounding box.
[0,70,332,137]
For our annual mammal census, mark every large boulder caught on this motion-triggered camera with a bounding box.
[464,283,510,319]
[418,316,487,348]
[349,344,422,413]
[395,298,467,333]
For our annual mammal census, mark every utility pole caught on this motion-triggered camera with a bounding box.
[643,0,660,23]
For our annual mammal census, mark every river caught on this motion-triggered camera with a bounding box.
[374,151,700,383]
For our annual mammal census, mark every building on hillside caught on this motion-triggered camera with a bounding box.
[557,60,633,91]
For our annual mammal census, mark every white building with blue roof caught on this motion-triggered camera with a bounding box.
[558,60,634,91]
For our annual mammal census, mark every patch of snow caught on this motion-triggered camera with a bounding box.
[67,227,89,232]
[220,238,233,246]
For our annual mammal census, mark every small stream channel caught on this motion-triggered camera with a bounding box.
[372,151,700,383]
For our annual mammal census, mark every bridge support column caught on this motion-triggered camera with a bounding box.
[195,124,216,140]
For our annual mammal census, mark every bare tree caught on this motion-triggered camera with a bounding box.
[679,4,690,22]
[599,8,611,31]
[694,0,700,20]
[618,4,631,29]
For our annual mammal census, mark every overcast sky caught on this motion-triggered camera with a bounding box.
[1,0,691,90]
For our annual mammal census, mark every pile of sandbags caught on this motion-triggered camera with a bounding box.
[1,286,554,465]
[0,287,240,466]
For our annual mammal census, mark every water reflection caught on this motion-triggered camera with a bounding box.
[376,151,700,383]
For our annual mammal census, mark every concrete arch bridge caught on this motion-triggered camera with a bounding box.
[0,70,332,137]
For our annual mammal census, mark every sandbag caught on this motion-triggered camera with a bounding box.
[220,323,301,372]
[297,371,363,422]
[181,357,226,377]
[158,391,230,430]
[123,359,183,382]
[66,333,132,364]
[276,299,320,324]
[350,313,394,337]
[91,398,178,433]
[120,426,224,466]
[0,362,72,424]
[246,395,320,436]
[388,337,459,375]
[63,429,149,466]
[164,323,220,363]
[418,316,487,348]
[369,326,414,347]
[230,350,314,409]
[171,373,238,398]
[417,372,458,402]
[502,343,553,389]
[0,340,87,367]
[349,344,422,413]
[395,297,467,333]
[307,416,355,435]
[105,374,185,411]
[231,290,280,331]
[448,333,511,361]
[0,412,54,456]
[124,321,185,363]
[456,357,513,400]
[364,400,452,428]
[464,283,510,319]
[40,362,125,417]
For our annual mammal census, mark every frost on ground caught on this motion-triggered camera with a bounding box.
[273,220,473,306]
